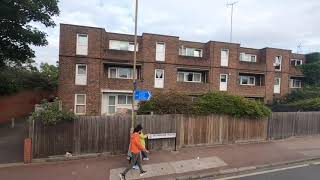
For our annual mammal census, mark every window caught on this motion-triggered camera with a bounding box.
[117,95,133,105]
[154,69,164,88]
[177,72,202,83]
[179,47,203,57]
[76,34,88,55]
[274,56,282,71]
[109,40,138,51]
[240,76,255,85]
[291,59,303,66]
[108,67,137,79]
[290,79,302,88]
[240,53,257,62]
[75,64,87,85]
[75,94,86,115]
[156,42,166,61]
[221,49,229,67]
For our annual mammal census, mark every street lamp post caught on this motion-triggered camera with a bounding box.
[227,1,238,43]
[131,0,138,133]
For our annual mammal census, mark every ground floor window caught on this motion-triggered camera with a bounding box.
[75,94,86,115]
[103,93,133,115]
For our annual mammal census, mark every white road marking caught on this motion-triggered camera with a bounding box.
[216,164,309,180]
[312,161,320,165]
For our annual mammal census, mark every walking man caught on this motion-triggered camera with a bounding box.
[119,126,148,179]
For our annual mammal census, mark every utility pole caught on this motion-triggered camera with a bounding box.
[227,1,238,43]
[131,0,138,133]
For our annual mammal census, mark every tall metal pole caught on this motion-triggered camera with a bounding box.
[227,1,238,43]
[131,0,138,133]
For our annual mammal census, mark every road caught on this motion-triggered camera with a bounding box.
[215,163,320,180]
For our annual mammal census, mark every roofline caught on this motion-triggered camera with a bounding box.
[261,47,292,52]
[142,32,179,38]
[60,23,104,30]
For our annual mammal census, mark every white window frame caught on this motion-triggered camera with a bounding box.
[74,94,86,115]
[75,64,87,85]
[240,53,257,62]
[116,94,133,105]
[109,40,138,52]
[108,67,136,79]
[154,69,165,88]
[156,42,166,61]
[179,47,203,57]
[76,34,88,56]
[291,59,303,66]
[177,72,202,83]
[240,76,256,86]
[290,79,302,88]
[274,56,282,71]
[221,49,229,67]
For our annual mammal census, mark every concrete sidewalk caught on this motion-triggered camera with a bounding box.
[1,136,320,180]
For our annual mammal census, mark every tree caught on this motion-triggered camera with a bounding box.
[0,0,59,68]
[40,62,59,88]
[300,52,320,86]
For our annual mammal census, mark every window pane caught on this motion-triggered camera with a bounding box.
[187,73,193,81]
[177,72,184,82]
[109,40,119,49]
[249,77,255,85]
[119,41,128,50]
[156,70,163,78]
[76,95,85,104]
[291,60,296,66]
[296,60,302,65]
[128,43,134,51]
[109,68,117,78]
[108,106,116,114]
[127,96,133,104]
[194,73,201,82]
[186,48,194,56]
[118,95,126,104]
[241,77,248,84]
[108,96,116,105]
[118,68,130,78]
[77,65,86,75]
[76,105,85,114]
[194,50,200,57]
[251,56,256,62]
[221,75,227,82]
[78,35,88,45]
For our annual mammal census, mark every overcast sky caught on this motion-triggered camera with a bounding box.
[32,0,320,65]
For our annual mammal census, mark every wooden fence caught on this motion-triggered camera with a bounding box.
[30,115,268,158]
[268,112,320,139]
[30,112,320,158]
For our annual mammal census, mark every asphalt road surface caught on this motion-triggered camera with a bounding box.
[222,164,320,180]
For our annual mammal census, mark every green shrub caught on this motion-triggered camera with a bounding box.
[30,98,75,126]
[138,91,195,114]
[138,92,271,119]
[194,92,271,119]
[289,98,320,111]
[285,87,320,103]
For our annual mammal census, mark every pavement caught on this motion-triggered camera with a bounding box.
[0,120,25,164]
[0,136,320,180]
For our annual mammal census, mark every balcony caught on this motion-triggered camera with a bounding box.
[237,73,266,97]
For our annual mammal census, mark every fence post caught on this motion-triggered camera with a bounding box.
[219,116,223,144]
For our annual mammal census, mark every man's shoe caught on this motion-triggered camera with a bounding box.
[143,157,149,161]
[119,173,126,180]
[132,165,139,170]
[140,171,147,176]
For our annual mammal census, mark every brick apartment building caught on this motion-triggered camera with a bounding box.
[58,24,305,116]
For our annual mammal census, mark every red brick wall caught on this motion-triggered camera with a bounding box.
[58,24,306,115]
[0,90,55,124]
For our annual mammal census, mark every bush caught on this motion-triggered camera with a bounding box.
[138,92,271,119]
[289,98,320,111]
[138,91,195,114]
[30,99,75,126]
[285,87,320,103]
[195,92,271,119]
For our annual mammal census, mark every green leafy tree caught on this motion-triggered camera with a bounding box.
[299,52,320,86]
[0,0,59,68]
[40,62,59,89]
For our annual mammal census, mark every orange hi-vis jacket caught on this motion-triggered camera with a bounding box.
[130,132,146,154]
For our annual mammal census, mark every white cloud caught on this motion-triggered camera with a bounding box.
[33,0,320,65]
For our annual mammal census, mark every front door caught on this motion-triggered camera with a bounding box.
[274,78,281,94]
[220,74,228,91]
